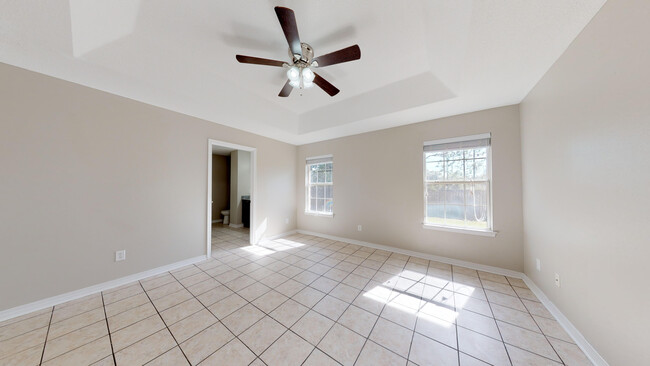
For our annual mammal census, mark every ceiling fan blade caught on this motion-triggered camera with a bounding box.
[313,73,340,96]
[274,7,302,58]
[313,45,361,67]
[278,80,292,97]
[236,55,286,67]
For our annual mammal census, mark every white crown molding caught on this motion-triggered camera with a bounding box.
[0,255,207,322]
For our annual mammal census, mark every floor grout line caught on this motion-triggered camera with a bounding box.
[37,306,54,366]
[100,292,118,366]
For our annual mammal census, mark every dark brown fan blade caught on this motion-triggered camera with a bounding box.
[313,73,340,96]
[313,45,361,67]
[236,55,285,67]
[274,7,302,58]
[278,80,292,97]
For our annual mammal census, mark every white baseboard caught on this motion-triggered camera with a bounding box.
[295,229,607,366]
[0,255,207,322]
[211,219,223,223]
[296,230,522,278]
[522,275,608,366]
[229,223,244,228]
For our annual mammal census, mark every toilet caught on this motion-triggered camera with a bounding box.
[221,210,230,225]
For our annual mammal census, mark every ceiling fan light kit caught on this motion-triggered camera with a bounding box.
[236,6,361,97]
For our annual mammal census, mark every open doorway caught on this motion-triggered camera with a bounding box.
[207,139,256,258]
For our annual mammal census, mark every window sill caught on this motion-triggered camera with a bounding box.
[422,223,497,237]
[304,211,334,218]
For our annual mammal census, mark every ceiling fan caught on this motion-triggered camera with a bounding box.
[235,6,361,97]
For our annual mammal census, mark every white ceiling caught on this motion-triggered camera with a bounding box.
[0,0,606,145]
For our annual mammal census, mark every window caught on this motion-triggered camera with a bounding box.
[306,155,333,215]
[423,134,492,232]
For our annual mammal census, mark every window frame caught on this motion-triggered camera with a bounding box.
[422,134,496,236]
[305,155,334,217]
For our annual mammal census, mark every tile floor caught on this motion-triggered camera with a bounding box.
[0,227,593,365]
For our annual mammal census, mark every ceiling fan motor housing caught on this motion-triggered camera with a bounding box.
[290,43,314,66]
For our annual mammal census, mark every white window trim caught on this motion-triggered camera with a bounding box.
[305,155,334,216]
[422,133,495,234]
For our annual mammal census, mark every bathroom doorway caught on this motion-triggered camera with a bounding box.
[206,139,256,258]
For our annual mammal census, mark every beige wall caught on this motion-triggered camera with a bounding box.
[211,155,230,220]
[0,62,297,311]
[520,0,650,364]
[297,105,524,271]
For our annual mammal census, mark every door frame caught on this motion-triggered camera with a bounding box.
[207,139,257,258]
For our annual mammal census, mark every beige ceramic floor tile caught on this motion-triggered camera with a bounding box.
[43,320,108,361]
[497,320,560,362]
[239,316,286,355]
[207,294,248,319]
[522,299,554,319]
[369,318,413,358]
[42,335,112,366]
[457,327,510,366]
[104,293,150,317]
[0,312,51,342]
[533,315,573,343]
[415,312,458,349]
[221,304,265,335]
[291,286,326,308]
[302,348,341,366]
[180,322,234,365]
[457,309,501,339]
[338,305,378,337]
[356,340,407,366]
[0,344,44,366]
[491,303,540,332]
[270,299,309,328]
[196,285,233,307]
[141,274,176,291]
[111,314,165,352]
[147,346,190,365]
[506,344,562,366]
[169,308,218,343]
[548,337,593,366]
[102,285,143,306]
[160,298,204,325]
[318,323,366,366]
[108,302,157,332]
[152,289,194,312]
[459,352,491,366]
[313,295,348,321]
[237,282,271,302]
[251,290,289,313]
[114,329,176,365]
[260,331,314,366]
[409,333,459,366]
[0,325,48,359]
[198,338,256,366]
[291,310,334,346]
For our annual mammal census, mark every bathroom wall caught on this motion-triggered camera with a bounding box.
[229,150,251,225]
[211,154,230,221]
[297,105,524,271]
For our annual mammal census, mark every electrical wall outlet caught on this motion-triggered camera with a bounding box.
[115,250,126,262]
[555,273,561,287]
[536,259,541,271]
[357,225,362,231]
